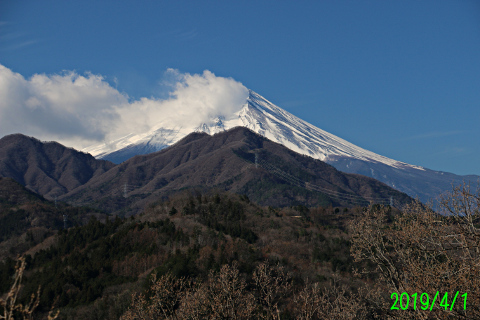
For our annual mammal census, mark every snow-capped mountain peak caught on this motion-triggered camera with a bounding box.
[82,90,423,171]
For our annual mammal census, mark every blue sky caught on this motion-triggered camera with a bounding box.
[1,0,479,175]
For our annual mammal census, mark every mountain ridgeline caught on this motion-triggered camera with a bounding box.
[0,128,411,215]
[83,90,478,204]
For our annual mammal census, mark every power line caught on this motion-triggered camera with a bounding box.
[242,152,398,207]
[259,158,371,204]
[122,183,143,198]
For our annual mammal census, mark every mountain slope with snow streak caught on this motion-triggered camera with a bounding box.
[242,91,424,170]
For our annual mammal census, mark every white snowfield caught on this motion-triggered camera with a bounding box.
[83,90,424,171]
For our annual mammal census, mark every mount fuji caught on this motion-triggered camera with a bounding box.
[83,90,478,203]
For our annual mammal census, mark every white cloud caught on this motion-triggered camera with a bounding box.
[0,64,248,150]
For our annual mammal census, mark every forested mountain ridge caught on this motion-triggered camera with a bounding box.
[61,127,412,215]
[0,134,115,199]
[0,128,412,216]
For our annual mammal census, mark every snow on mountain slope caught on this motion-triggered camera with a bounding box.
[241,91,424,170]
[83,90,424,171]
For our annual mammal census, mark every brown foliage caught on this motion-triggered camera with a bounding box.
[121,261,368,320]
[349,184,480,319]
[121,273,190,320]
[112,253,164,278]
[198,262,256,319]
[122,262,255,320]
[293,279,366,320]
[253,261,292,319]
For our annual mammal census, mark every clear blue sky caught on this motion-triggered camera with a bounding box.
[1,0,479,175]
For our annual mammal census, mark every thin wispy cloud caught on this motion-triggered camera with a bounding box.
[429,146,472,158]
[277,91,324,109]
[0,31,23,41]
[162,28,199,41]
[176,29,198,41]
[0,22,40,51]
[0,39,40,51]
[399,130,469,141]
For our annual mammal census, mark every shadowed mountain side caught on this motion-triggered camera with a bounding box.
[0,176,47,206]
[0,134,115,199]
[61,127,412,214]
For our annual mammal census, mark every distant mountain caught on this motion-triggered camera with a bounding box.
[83,90,478,203]
[0,134,115,199]
[327,157,479,203]
[64,127,411,214]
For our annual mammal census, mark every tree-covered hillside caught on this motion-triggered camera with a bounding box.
[1,186,479,319]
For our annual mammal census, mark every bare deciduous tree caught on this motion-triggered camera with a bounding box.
[176,282,210,320]
[202,262,256,319]
[0,256,59,320]
[349,184,480,319]
[253,261,292,320]
[123,262,255,320]
[293,278,367,320]
[121,273,190,320]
